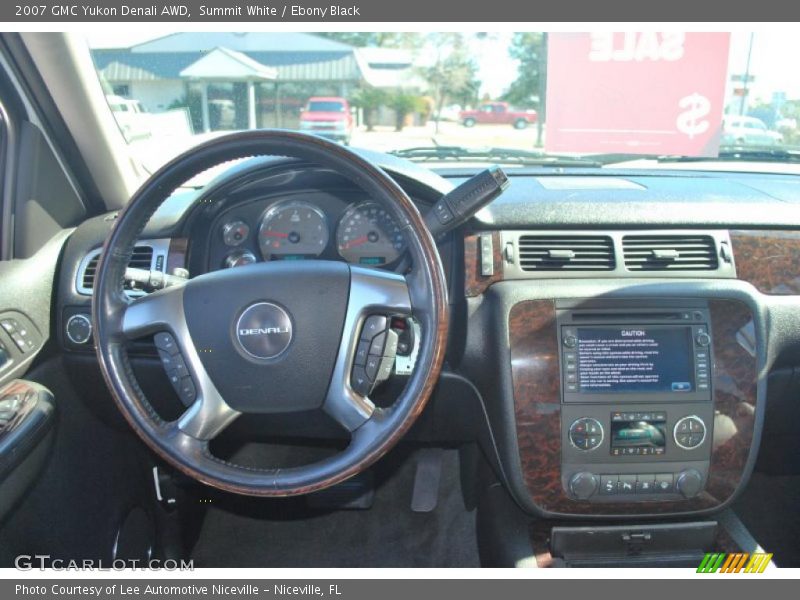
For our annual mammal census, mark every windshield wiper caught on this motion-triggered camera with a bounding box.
[390,145,603,168]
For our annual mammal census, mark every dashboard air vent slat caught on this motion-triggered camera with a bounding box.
[81,245,154,291]
[622,235,718,271]
[517,235,615,271]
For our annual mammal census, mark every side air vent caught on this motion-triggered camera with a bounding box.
[76,240,169,296]
[622,234,719,271]
[518,235,615,271]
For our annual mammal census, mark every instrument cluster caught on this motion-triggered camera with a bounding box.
[207,192,409,272]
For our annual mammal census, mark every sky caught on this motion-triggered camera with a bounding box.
[82,30,800,103]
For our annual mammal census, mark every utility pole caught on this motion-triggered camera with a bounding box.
[536,33,548,148]
[739,33,754,116]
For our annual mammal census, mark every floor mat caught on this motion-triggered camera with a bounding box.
[189,447,480,567]
[733,472,800,567]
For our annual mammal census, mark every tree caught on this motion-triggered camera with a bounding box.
[386,91,424,131]
[421,33,481,134]
[350,86,387,131]
[316,33,423,49]
[503,32,548,146]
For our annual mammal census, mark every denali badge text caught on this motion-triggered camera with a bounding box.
[235,303,293,360]
[239,327,290,336]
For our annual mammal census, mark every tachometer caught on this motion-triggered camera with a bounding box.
[258,201,329,261]
[336,202,407,266]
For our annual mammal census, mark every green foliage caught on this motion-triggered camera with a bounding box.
[421,33,481,132]
[385,91,425,131]
[316,33,423,49]
[502,32,546,108]
[349,86,388,131]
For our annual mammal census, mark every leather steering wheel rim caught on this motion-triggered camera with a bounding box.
[92,130,449,496]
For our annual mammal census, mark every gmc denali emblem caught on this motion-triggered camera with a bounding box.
[239,327,291,336]
[234,303,293,359]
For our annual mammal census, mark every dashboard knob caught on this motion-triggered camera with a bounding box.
[676,469,704,498]
[224,249,257,269]
[695,332,711,347]
[569,471,599,500]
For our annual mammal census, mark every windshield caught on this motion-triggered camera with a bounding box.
[85,31,800,174]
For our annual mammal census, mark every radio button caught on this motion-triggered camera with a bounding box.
[636,474,655,493]
[696,332,711,347]
[563,334,577,348]
[655,474,674,493]
[618,475,636,494]
[569,472,599,500]
[600,475,618,495]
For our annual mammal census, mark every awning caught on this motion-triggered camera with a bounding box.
[179,47,278,81]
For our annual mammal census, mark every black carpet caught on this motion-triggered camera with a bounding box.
[189,447,480,568]
[734,473,800,567]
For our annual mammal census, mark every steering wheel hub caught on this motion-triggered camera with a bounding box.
[235,302,293,360]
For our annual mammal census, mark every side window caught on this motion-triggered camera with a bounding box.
[0,103,9,260]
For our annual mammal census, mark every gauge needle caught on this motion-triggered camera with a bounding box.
[263,231,289,238]
[343,235,369,249]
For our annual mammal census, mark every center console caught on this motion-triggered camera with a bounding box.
[556,303,714,502]
[505,294,759,518]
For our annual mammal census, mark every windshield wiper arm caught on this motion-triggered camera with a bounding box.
[390,145,603,167]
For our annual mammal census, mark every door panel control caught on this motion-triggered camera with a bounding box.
[350,315,399,397]
[0,313,41,355]
[154,332,196,406]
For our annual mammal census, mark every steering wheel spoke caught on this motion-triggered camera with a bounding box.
[122,285,240,441]
[323,267,412,431]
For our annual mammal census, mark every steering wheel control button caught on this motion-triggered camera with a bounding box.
[365,355,381,380]
[176,377,197,406]
[65,314,93,345]
[655,474,675,493]
[361,315,388,340]
[235,302,293,360]
[569,417,604,451]
[674,416,706,450]
[351,366,372,396]
[154,332,179,355]
[354,341,370,366]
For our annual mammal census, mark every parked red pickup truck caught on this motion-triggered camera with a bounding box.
[459,102,537,129]
[299,97,354,145]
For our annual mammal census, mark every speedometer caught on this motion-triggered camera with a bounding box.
[258,200,329,261]
[336,202,407,266]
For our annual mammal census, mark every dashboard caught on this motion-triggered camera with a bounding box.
[52,152,800,522]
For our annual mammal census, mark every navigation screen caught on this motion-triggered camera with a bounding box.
[575,327,694,393]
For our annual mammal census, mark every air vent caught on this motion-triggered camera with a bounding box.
[78,245,155,294]
[622,235,718,271]
[517,235,615,271]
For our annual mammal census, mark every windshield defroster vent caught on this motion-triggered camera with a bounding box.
[518,235,615,271]
[622,234,719,271]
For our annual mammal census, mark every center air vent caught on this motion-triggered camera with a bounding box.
[517,235,615,271]
[622,235,718,271]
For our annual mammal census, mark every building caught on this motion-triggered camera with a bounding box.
[92,32,422,132]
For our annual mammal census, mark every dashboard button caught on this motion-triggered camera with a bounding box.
[569,472,599,500]
[636,474,655,494]
[618,475,636,494]
[696,332,711,347]
[600,475,618,495]
[563,335,577,348]
[674,416,706,449]
[655,474,674,493]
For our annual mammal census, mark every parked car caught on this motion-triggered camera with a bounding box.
[722,116,783,146]
[459,102,537,129]
[298,96,354,144]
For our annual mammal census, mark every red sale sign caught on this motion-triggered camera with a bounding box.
[545,33,731,156]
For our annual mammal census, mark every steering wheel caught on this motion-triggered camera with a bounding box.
[92,131,449,496]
